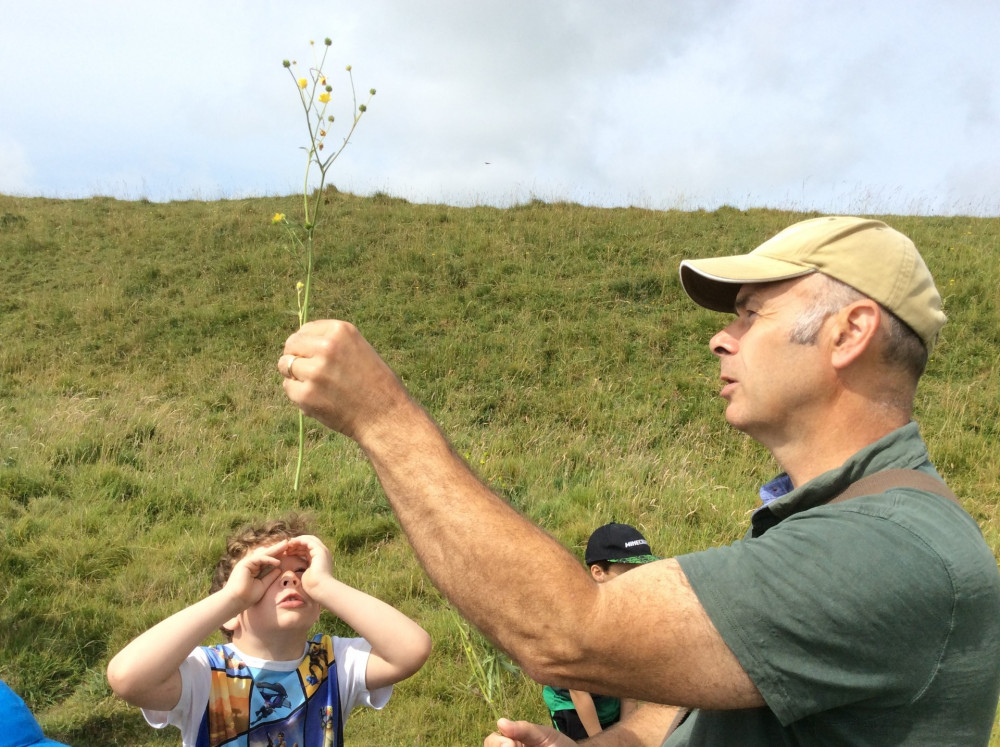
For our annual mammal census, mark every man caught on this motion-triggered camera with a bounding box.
[278,216,1000,745]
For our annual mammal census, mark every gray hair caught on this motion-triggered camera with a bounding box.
[789,274,928,381]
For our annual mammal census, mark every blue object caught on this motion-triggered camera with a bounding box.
[0,680,70,746]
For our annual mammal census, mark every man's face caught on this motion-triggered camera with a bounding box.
[708,275,833,448]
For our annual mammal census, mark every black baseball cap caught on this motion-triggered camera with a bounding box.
[585,522,658,565]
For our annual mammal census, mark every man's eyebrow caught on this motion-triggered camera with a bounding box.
[734,291,758,313]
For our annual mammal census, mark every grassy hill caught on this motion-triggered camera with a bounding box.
[1,191,998,744]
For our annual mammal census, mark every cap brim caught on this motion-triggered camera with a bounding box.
[608,554,659,565]
[679,256,814,313]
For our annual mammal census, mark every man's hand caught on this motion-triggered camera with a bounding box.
[279,319,412,443]
[484,719,576,747]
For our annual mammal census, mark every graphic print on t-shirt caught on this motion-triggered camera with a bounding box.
[199,636,340,747]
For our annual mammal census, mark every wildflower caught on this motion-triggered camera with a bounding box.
[358,104,367,112]
[279,37,374,492]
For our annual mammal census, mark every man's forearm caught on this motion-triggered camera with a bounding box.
[280,322,760,710]
[281,321,596,675]
[356,400,596,672]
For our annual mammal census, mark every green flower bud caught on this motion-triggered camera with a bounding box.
[327,115,335,122]
[324,38,332,46]
[358,104,367,112]
[282,60,291,68]
[325,85,333,92]
[370,88,376,95]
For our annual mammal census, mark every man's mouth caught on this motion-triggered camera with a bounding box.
[720,376,736,396]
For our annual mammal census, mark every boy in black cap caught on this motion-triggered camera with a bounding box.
[541,522,658,739]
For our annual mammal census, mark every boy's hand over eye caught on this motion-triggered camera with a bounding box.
[225,540,289,608]
[285,535,335,594]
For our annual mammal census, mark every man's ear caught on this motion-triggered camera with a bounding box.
[830,300,881,370]
[589,564,606,582]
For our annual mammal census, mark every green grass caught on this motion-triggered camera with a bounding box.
[1,193,998,744]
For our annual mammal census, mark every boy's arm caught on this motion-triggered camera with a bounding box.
[568,689,603,736]
[289,536,432,691]
[106,542,288,711]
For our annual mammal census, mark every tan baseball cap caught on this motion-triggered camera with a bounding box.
[678,216,946,353]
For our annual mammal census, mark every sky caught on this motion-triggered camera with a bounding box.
[2,0,999,216]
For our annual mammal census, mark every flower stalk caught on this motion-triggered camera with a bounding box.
[276,38,375,491]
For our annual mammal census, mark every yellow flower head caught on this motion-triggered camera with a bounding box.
[298,78,308,89]
[271,212,286,224]
[296,281,305,291]
[318,92,331,104]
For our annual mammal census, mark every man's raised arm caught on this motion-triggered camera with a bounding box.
[279,320,761,710]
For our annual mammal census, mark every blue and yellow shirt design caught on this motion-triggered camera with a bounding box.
[195,634,342,747]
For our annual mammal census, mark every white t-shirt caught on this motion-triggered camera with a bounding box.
[142,636,391,746]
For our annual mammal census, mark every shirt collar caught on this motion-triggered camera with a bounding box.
[751,421,930,537]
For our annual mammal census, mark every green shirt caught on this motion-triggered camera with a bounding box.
[542,685,621,727]
[670,423,1000,746]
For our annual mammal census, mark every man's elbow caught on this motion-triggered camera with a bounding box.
[512,635,586,687]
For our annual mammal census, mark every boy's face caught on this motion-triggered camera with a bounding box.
[230,543,321,641]
[590,562,641,583]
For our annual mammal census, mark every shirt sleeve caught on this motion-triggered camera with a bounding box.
[332,636,393,714]
[141,648,211,743]
[676,504,955,725]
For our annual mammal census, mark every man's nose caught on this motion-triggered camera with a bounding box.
[710,324,737,357]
